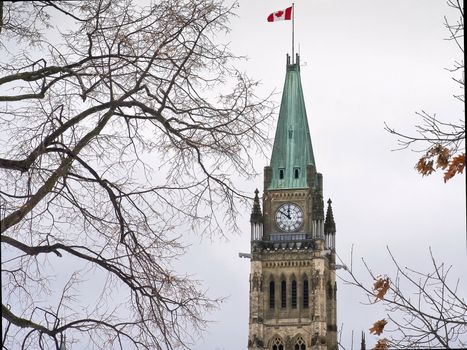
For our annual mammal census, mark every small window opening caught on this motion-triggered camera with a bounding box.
[272,337,285,350]
[294,168,300,179]
[295,337,306,350]
[281,280,286,308]
[291,280,297,308]
[303,279,309,308]
[269,281,275,309]
[279,168,285,180]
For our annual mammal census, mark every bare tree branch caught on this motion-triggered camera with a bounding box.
[338,248,467,349]
[384,1,465,181]
[0,1,273,348]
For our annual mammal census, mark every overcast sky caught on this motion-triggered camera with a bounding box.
[180,1,466,349]
[1,1,464,349]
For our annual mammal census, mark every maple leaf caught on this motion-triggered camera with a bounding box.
[372,338,389,350]
[373,277,390,301]
[416,157,434,176]
[275,11,284,17]
[429,144,443,156]
[369,319,388,335]
[444,153,465,182]
[436,146,450,169]
[416,144,453,177]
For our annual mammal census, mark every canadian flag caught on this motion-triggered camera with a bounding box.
[267,6,293,22]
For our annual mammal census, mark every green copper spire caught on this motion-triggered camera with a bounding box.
[269,54,315,189]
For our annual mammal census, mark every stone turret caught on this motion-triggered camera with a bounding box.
[324,199,336,250]
[250,189,263,241]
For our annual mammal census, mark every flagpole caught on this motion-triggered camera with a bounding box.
[292,3,295,64]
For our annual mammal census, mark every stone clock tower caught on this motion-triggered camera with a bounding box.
[247,54,337,350]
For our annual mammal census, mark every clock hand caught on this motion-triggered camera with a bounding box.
[280,210,291,219]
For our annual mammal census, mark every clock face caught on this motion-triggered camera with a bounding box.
[275,203,304,232]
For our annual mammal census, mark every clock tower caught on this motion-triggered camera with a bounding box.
[247,54,337,350]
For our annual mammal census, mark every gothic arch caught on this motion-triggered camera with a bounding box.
[268,335,285,350]
[292,335,307,350]
[289,273,297,282]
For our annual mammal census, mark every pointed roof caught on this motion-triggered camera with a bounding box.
[269,54,315,190]
[250,188,263,223]
[360,331,366,350]
[324,199,336,234]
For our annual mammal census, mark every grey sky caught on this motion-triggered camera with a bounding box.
[181,1,466,349]
[1,1,464,349]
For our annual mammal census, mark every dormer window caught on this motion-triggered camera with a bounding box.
[294,167,300,179]
[279,168,285,180]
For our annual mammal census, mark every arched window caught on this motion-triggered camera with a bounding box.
[303,279,309,308]
[294,168,300,179]
[269,281,275,309]
[272,336,284,350]
[279,168,285,180]
[291,280,297,308]
[294,336,306,350]
[281,280,286,308]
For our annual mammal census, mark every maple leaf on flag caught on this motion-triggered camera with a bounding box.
[369,319,388,336]
[267,6,292,22]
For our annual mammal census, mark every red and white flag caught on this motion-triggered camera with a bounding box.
[267,6,293,22]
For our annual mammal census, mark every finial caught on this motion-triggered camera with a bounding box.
[250,189,263,223]
[360,331,366,350]
[324,198,336,234]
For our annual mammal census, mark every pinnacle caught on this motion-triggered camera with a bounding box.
[250,189,263,223]
[324,198,336,233]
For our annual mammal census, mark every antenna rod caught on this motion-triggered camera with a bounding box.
[292,3,295,64]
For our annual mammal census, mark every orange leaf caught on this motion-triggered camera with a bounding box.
[369,319,388,336]
[416,157,434,176]
[373,277,390,301]
[436,147,450,169]
[444,153,465,182]
[429,144,443,156]
[372,338,389,350]
[416,145,452,176]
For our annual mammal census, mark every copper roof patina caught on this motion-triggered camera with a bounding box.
[269,55,315,190]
